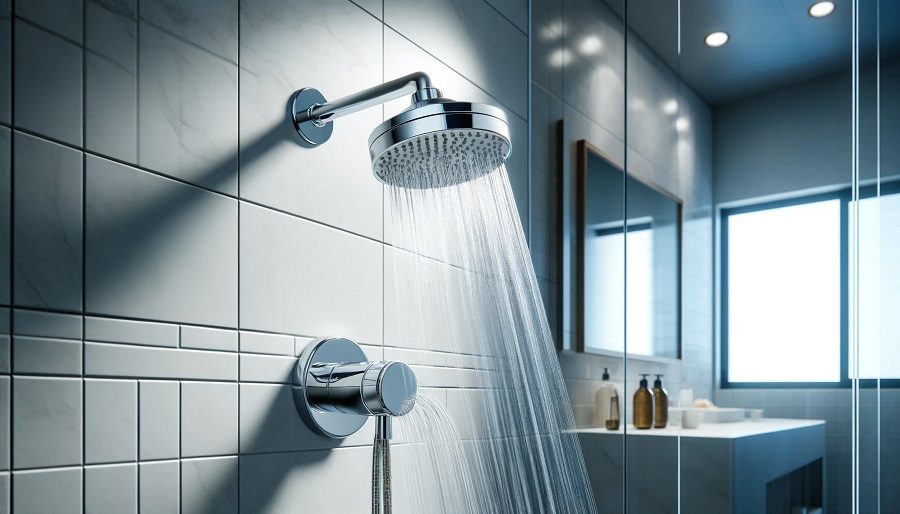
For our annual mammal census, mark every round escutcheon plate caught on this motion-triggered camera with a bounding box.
[292,337,368,438]
[290,88,334,146]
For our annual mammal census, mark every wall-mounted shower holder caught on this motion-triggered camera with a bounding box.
[293,336,418,439]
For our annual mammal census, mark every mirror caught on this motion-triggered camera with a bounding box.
[577,140,682,359]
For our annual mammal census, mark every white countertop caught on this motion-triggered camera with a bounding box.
[575,418,825,439]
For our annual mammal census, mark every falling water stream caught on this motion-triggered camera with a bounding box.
[385,156,597,514]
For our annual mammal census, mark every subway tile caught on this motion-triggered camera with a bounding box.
[139,460,179,514]
[85,463,137,514]
[140,0,238,62]
[181,456,238,514]
[181,325,238,352]
[13,132,83,311]
[13,309,82,339]
[0,472,6,513]
[12,336,82,375]
[85,342,238,381]
[0,20,9,124]
[85,379,138,464]
[85,2,138,162]
[0,129,7,304]
[85,155,238,327]
[0,337,6,373]
[239,448,370,513]
[239,331,293,356]
[15,0,83,42]
[384,0,527,118]
[238,0,383,240]
[181,382,237,457]
[0,378,6,470]
[85,316,179,348]
[14,21,83,146]
[12,377,82,468]
[139,381,179,460]
[239,353,294,383]
[138,23,238,194]
[238,383,372,454]
[12,467,82,513]
[239,203,382,344]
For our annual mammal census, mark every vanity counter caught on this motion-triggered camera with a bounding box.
[577,418,826,514]
[576,418,825,439]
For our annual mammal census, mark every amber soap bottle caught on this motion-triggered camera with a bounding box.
[653,374,669,429]
[633,374,654,429]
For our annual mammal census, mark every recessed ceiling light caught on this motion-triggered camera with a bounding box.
[809,1,835,17]
[705,31,729,48]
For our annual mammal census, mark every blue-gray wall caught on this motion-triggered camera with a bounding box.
[713,58,900,514]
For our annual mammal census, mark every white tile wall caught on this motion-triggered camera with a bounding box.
[2,0,537,511]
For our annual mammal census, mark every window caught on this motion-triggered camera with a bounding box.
[721,185,900,387]
[723,198,843,384]
[855,193,900,381]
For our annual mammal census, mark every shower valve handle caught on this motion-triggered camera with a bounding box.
[293,337,418,439]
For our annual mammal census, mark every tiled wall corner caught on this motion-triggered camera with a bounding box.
[4,0,540,511]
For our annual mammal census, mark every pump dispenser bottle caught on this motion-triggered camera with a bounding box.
[593,368,618,427]
[606,393,620,430]
[653,374,669,428]
[633,374,654,429]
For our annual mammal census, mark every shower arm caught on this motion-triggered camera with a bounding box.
[293,72,440,127]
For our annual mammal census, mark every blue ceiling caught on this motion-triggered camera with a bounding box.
[612,0,900,105]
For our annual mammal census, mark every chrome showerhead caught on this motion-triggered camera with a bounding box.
[289,72,512,189]
[368,98,511,188]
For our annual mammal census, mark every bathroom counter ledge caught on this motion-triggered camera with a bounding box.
[576,418,826,514]
[575,417,825,439]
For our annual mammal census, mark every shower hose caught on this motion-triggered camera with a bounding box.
[372,422,392,514]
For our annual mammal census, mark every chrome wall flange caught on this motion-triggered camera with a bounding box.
[290,88,334,146]
[293,336,418,439]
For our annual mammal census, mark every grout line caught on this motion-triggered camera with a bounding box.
[135,378,141,514]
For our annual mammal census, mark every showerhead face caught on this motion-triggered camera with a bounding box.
[368,99,511,188]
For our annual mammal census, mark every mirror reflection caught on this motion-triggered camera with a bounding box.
[578,144,681,359]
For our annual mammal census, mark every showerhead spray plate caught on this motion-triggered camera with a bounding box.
[369,100,511,188]
[290,88,333,146]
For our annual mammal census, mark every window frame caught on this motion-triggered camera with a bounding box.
[721,181,900,389]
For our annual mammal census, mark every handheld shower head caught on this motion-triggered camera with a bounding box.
[290,72,512,189]
[368,98,511,188]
